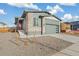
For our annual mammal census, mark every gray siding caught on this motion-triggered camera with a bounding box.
[45,18,59,25]
[29,13,49,27]
[23,18,26,33]
[22,12,60,35]
[27,13,49,35]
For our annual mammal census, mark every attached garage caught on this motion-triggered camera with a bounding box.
[44,17,60,34]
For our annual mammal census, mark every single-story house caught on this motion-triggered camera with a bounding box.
[15,10,61,35]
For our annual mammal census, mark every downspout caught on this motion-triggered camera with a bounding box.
[59,21,61,33]
[41,17,43,35]
[39,16,43,35]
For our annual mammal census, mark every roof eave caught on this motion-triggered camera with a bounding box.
[21,10,62,21]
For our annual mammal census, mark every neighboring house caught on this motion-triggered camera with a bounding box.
[61,21,79,33]
[70,21,79,30]
[61,22,71,32]
[0,22,9,32]
[15,10,61,35]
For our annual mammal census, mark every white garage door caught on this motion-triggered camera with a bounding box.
[45,24,59,34]
[45,19,59,34]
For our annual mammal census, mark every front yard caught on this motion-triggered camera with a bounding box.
[0,32,73,56]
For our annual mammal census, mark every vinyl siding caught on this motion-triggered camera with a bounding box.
[23,12,60,35]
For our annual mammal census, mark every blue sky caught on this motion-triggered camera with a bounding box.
[0,3,79,27]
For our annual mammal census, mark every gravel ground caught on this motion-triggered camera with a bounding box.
[64,32,79,37]
[0,32,73,56]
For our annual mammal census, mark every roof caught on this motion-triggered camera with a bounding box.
[64,22,71,24]
[21,10,61,21]
[70,21,79,25]
[64,21,79,25]
[15,17,24,24]
[15,17,19,24]
[23,10,50,13]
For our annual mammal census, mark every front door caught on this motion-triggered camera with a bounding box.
[18,20,23,30]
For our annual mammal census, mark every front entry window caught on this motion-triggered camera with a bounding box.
[33,17,41,27]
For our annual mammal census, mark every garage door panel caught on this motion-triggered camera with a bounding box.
[45,19,59,25]
[45,24,59,34]
[45,19,59,34]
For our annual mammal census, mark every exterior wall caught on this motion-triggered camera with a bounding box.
[44,17,60,25]
[23,18,26,33]
[23,13,29,34]
[71,24,79,30]
[27,13,49,35]
[59,21,61,33]
[69,21,79,30]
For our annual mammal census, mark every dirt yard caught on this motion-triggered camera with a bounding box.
[65,31,79,37]
[0,32,73,56]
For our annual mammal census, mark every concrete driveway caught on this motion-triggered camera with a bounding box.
[50,33,79,43]
[50,33,79,56]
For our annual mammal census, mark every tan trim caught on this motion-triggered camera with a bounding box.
[26,13,28,34]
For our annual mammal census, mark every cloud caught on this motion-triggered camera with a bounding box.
[61,14,72,20]
[46,5,64,14]
[61,13,79,22]
[8,3,41,11]
[46,5,53,10]
[75,16,79,18]
[60,3,76,6]
[0,9,6,15]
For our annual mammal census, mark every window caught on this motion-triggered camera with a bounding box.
[33,17,40,27]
